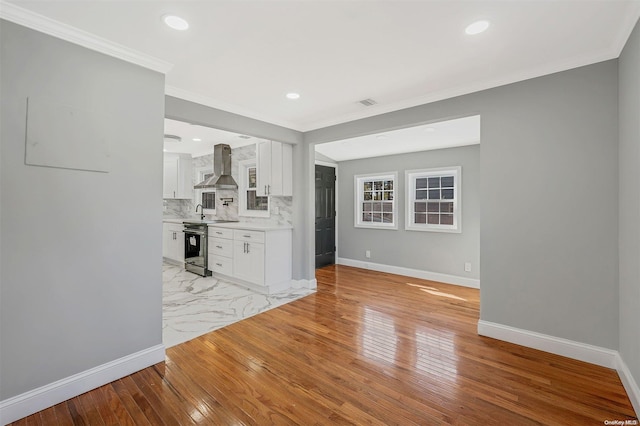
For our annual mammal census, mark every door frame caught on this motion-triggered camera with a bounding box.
[315,160,338,265]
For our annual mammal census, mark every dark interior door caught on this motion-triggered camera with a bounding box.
[315,165,336,268]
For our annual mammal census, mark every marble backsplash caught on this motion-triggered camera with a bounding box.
[163,144,293,227]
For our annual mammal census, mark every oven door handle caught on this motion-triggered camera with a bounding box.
[184,230,206,236]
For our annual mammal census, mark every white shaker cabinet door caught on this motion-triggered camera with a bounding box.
[233,240,265,285]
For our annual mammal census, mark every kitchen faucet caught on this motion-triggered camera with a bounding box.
[195,204,205,220]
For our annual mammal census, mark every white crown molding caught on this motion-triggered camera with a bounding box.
[0,344,165,425]
[337,257,480,289]
[165,86,303,132]
[0,1,172,74]
[301,47,620,132]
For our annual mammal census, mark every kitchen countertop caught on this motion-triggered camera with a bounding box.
[163,218,292,231]
[208,222,293,231]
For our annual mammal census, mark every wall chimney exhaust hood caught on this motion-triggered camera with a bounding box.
[194,144,238,189]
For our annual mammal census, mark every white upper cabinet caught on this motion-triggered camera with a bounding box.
[256,141,292,197]
[163,153,193,199]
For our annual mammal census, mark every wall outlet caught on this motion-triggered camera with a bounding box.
[464,262,472,272]
[365,250,371,259]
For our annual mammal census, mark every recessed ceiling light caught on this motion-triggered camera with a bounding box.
[163,15,189,31]
[465,20,490,35]
[286,92,300,100]
[425,127,436,132]
[192,138,201,142]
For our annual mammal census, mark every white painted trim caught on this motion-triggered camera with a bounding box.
[337,257,479,289]
[477,320,617,369]
[291,278,318,290]
[315,160,338,168]
[0,344,165,425]
[0,1,172,74]
[615,353,640,417]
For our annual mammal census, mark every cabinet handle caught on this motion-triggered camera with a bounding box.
[246,243,250,254]
[173,191,176,198]
[243,235,251,238]
[216,263,222,267]
[264,185,267,194]
[268,184,271,195]
[216,245,223,249]
[216,232,222,235]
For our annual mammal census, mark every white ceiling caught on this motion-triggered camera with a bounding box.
[5,1,639,133]
[316,115,480,162]
[164,118,262,157]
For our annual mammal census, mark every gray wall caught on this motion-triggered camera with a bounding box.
[307,60,620,350]
[0,21,165,399]
[619,19,640,394]
[337,145,480,280]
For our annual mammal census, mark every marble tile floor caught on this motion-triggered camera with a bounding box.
[163,263,314,348]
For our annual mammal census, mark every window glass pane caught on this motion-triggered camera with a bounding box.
[382,213,393,223]
[248,167,257,189]
[384,180,393,190]
[440,202,454,213]
[427,214,440,224]
[416,189,428,200]
[428,177,440,188]
[415,202,426,213]
[442,188,454,199]
[441,176,454,188]
[372,202,382,212]
[373,191,383,200]
[383,191,393,201]
[414,213,426,224]
[416,178,428,189]
[374,181,383,190]
[363,202,372,212]
[364,192,372,201]
[247,191,268,211]
[363,181,372,191]
[427,202,439,212]
[428,189,440,199]
[440,214,454,225]
[382,203,393,212]
[362,212,372,222]
[372,213,382,222]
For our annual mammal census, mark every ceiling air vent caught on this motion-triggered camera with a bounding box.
[238,135,251,139]
[358,98,377,107]
[163,134,182,142]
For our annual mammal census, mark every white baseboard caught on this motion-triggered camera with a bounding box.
[291,278,317,290]
[0,344,165,425]
[477,320,618,368]
[615,353,640,417]
[337,257,480,289]
[478,320,639,418]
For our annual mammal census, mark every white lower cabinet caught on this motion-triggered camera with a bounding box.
[163,223,184,264]
[233,239,265,285]
[208,225,291,294]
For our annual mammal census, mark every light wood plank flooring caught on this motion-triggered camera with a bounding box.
[10,265,637,425]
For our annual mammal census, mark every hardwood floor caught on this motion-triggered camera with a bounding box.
[11,265,637,425]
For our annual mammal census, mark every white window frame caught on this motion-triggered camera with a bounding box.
[354,172,398,230]
[239,159,270,218]
[405,166,461,233]
[195,167,216,216]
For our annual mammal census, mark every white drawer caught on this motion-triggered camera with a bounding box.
[209,255,233,276]
[233,229,265,243]
[208,226,233,240]
[209,237,233,257]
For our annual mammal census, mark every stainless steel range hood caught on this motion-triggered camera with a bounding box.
[194,144,238,189]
